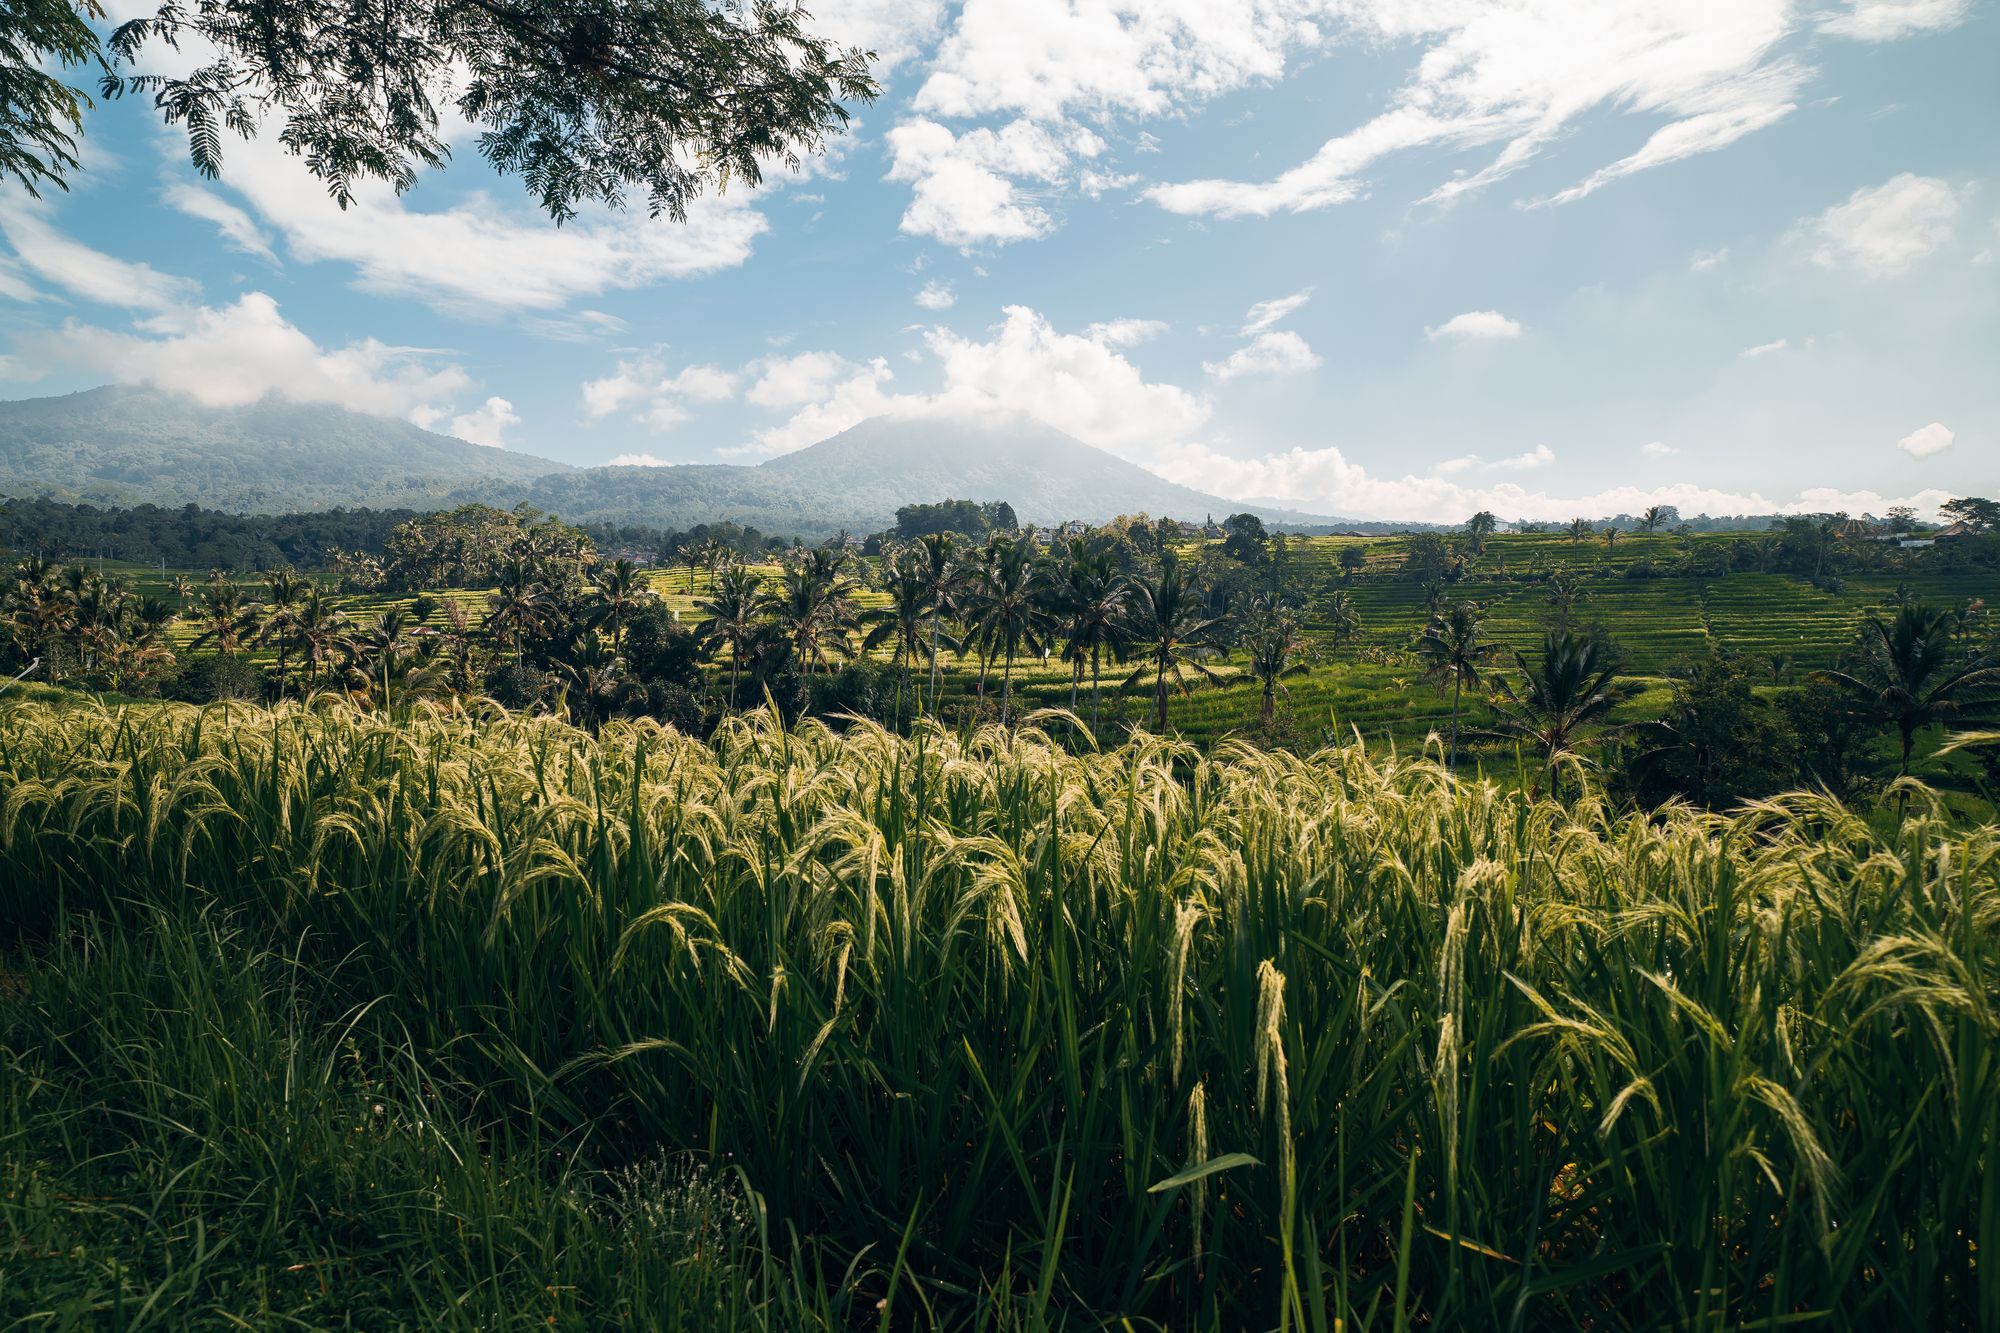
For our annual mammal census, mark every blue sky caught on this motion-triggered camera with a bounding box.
[1,0,1996,522]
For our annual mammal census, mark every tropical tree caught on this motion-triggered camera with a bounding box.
[258,567,309,688]
[1541,570,1589,632]
[863,556,937,726]
[1640,504,1677,532]
[1317,587,1364,658]
[591,557,650,657]
[291,590,353,690]
[695,564,766,708]
[1121,551,1228,732]
[1567,517,1593,548]
[1463,510,1498,555]
[1817,603,2000,778]
[769,548,861,684]
[1051,538,1130,730]
[914,532,966,713]
[484,559,552,662]
[962,535,1047,724]
[1490,631,1631,794]
[1242,607,1310,728]
[1415,600,1495,770]
[1602,525,1621,552]
[189,583,262,656]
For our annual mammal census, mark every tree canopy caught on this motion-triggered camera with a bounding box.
[4,0,877,218]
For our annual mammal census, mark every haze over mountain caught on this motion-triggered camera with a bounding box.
[0,389,1359,534]
[0,387,566,511]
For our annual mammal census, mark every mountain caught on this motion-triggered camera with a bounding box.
[0,386,566,511]
[478,414,1350,534]
[0,389,1361,534]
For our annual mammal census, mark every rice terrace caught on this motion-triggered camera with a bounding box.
[2,0,1998,1329]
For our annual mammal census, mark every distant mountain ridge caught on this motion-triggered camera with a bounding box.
[0,386,566,511]
[0,388,1361,535]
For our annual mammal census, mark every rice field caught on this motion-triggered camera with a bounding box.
[2,699,1995,1328]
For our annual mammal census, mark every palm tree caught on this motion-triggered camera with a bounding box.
[592,558,649,657]
[1817,603,2000,778]
[189,583,262,656]
[962,535,1047,725]
[1489,631,1631,795]
[1463,510,1498,555]
[485,559,552,662]
[1640,505,1668,532]
[1242,608,1310,728]
[1317,587,1363,658]
[913,533,966,714]
[695,564,766,708]
[1602,525,1621,552]
[291,590,353,690]
[770,548,861,684]
[1415,600,1495,770]
[1051,538,1130,730]
[259,568,309,689]
[1121,550,1228,732]
[1567,517,1593,548]
[863,556,938,726]
[1542,570,1589,632]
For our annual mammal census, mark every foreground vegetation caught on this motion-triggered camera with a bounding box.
[3,700,1995,1328]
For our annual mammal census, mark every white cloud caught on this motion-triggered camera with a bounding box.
[25,292,472,419]
[747,351,868,409]
[161,182,277,263]
[1204,330,1321,380]
[1148,2,1819,218]
[1739,338,1788,358]
[449,396,520,448]
[196,133,768,314]
[1820,0,1971,40]
[0,197,199,311]
[884,119,1084,247]
[1896,421,1954,458]
[1492,444,1555,471]
[916,279,957,310]
[1641,441,1680,457]
[739,306,1211,460]
[1427,310,1523,341]
[911,0,1331,123]
[1241,289,1311,334]
[1689,248,1729,272]
[801,0,949,69]
[582,357,739,428]
[1086,317,1169,347]
[1806,173,1959,273]
[0,257,38,304]
[1144,439,1958,524]
[608,453,673,467]
[1432,446,1552,474]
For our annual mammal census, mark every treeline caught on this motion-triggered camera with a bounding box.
[0,496,422,571]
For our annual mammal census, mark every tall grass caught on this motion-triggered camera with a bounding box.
[2,698,1995,1328]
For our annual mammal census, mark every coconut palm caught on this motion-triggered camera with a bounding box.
[189,583,262,656]
[258,568,310,689]
[913,532,967,713]
[770,547,861,682]
[291,590,353,690]
[1121,550,1228,732]
[962,535,1048,725]
[485,559,552,662]
[695,564,766,708]
[1489,631,1631,795]
[1415,600,1495,770]
[1050,538,1130,730]
[1567,517,1593,548]
[1317,587,1364,658]
[863,555,940,726]
[592,557,650,657]
[1463,510,1498,554]
[1640,505,1668,532]
[1817,603,2000,778]
[1602,525,1621,552]
[1542,570,1589,632]
[1242,607,1310,728]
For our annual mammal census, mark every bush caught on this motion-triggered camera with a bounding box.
[167,652,264,704]
[622,604,703,688]
[485,662,550,710]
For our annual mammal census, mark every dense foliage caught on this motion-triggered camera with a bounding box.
[1,703,1994,1327]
